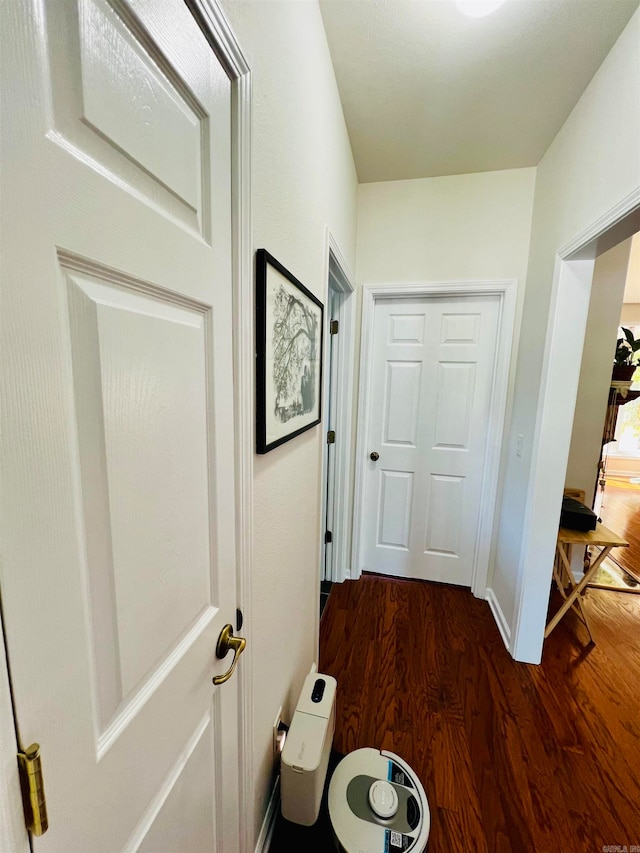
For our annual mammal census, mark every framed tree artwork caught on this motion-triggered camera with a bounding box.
[256,249,324,453]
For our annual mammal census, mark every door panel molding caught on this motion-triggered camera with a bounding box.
[0,1,254,848]
[353,281,517,599]
[121,711,214,852]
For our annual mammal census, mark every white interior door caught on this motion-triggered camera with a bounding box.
[0,0,241,849]
[361,296,500,586]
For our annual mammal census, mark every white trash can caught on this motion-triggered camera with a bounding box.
[281,672,337,826]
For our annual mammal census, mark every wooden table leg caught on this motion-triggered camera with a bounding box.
[552,547,567,596]
[545,543,612,640]
[556,542,594,641]
[555,543,574,594]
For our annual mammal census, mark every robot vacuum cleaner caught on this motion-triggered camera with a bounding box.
[328,747,430,852]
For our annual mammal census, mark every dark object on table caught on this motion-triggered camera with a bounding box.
[560,496,597,532]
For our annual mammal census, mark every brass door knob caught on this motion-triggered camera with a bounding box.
[370,451,379,461]
[213,624,247,685]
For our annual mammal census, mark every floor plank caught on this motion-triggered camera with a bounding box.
[596,479,640,578]
[319,573,640,852]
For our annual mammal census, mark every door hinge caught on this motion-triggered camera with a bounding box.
[325,530,333,544]
[329,320,339,335]
[17,743,48,836]
[327,430,336,444]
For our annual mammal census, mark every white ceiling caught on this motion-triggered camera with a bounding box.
[319,0,640,183]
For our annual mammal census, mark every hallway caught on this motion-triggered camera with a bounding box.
[319,574,640,852]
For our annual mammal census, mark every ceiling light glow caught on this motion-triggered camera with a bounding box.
[455,0,508,18]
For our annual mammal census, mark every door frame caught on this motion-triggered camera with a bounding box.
[352,281,517,598]
[318,229,356,585]
[0,1,255,849]
[511,188,640,664]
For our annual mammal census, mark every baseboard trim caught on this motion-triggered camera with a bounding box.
[486,588,511,651]
[254,775,280,853]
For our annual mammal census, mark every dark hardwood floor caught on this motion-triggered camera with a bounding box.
[318,573,640,852]
[598,479,640,579]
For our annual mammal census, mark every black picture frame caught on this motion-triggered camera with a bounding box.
[256,249,324,454]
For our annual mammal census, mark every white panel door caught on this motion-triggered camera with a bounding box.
[0,0,241,850]
[362,296,500,585]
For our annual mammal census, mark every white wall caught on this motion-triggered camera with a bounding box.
[565,239,632,502]
[356,167,537,396]
[219,1,358,845]
[357,168,536,288]
[356,167,536,588]
[356,168,536,400]
[492,8,640,651]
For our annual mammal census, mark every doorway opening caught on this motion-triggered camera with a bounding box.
[587,232,640,591]
[319,234,355,617]
[514,198,640,664]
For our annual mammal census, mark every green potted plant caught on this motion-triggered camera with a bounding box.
[613,327,640,381]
